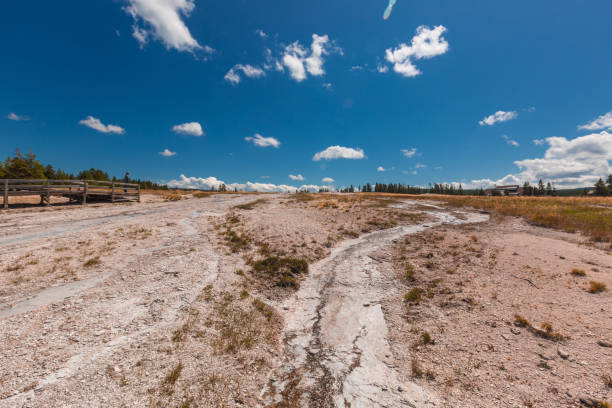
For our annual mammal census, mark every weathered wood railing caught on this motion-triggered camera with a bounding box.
[1,179,140,209]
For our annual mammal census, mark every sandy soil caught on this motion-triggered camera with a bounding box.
[0,194,610,407]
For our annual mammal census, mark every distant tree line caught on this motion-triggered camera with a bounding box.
[0,149,167,190]
[521,180,556,196]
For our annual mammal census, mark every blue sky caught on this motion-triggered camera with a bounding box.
[1,0,611,191]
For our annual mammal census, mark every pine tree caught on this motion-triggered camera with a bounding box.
[606,174,612,192]
[546,182,553,196]
[594,178,608,196]
[537,179,545,196]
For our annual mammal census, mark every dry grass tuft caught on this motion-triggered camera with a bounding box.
[234,199,267,210]
[250,257,308,289]
[514,314,565,341]
[570,268,586,277]
[588,281,607,294]
[163,361,183,385]
[405,288,423,303]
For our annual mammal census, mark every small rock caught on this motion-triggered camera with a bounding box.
[538,353,554,361]
[557,347,569,359]
[363,303,370,307]
[511,328,521,335]
[597,340,612,348]
[398,386,403,392]
[501,334,510,341]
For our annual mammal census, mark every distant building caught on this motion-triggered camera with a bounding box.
[485,185,522,196]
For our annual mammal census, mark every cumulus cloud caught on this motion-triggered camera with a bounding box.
[123,0,206,53]
[312,146,365,161]
[533,139,545,145]
[401,148,417,158]
[415,163,427,168]
[255,29,268,39]
[377,166,386,172]
[159,148,176,157]
[282,34,340,82]
[322,177,334,183]
[479,110,518,126]
[376,62,389,73]
[578,111,612,132]
[503,135,519,147]
[79,116,125,134]
[462,132,612,189]
[7,112,29,121]
[166,174,321,192]
[172,121,203,136]
[245,133,280,148]
[224,64,266,84]
[289,174,305,181]
[385,25,448,77]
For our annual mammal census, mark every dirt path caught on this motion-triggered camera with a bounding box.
[263,205,488,407]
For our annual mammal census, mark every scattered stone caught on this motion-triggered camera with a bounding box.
[557,347,569,359]
[363,303,370,307]
[397,386,403,392]
[597,340,612,348]
[511,328,521,335]
[501,334,510,341]
[538,352,554,361]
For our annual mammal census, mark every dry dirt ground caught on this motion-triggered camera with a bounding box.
[0,194,610,408]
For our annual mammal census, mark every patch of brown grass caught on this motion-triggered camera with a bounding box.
[419,195,612,243]
[588,281,607,294]
[570,268,586,276]
[514,314,565,341]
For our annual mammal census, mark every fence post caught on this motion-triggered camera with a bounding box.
[137,184,141,203]
[44,179,50,206]
[111,182,115,203]
[3,179,7,209]
[83,181,87,205]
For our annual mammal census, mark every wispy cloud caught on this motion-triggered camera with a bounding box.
[313,146,365,161]
[245,133,280,148]
[172,122,203,136]
[224,64,266,84]
[579,111,612,131]
[289,174,305,181]
[159,148,176,157]
[79,116,125,134]
[385,25,449,77]
[255,29,268,39]
[503,134,519,147]
[322,177,334,183]
[533,139,545,145]
[123,0,210,54]
[401,148,417,158]
[415,163,427,168]
[479,110,518,126]
[6,112,30,121]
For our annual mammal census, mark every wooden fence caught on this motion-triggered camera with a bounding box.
[1,179,140,209]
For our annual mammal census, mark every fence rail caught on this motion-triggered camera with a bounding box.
[1,179,140,209]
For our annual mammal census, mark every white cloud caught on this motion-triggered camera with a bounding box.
[463,131,612,189]
[415,163,427,168]
[377,166,386,172]
[376,62,389,73]
[172,121,203,136]
[79,116,125,134]
[533,139,545,145]
[166,174,322,192]
[322,177,334,183]
[224,64,266,84]
[401,148,417,158]
[289,174,305,181]
[245,133,280,148]
[322,82,332,89]
[159,148,176,157]
[479,110,518,126]
[282,34,340,82]
[527,106,536,113]
[255,29,268,39]
[350,65,364,71]
[503,135,519,147]
[385,25,448,78]
[313,146,365,161]
[578,111,612,132]
[123,0,203,53]
[7,112,29,121]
